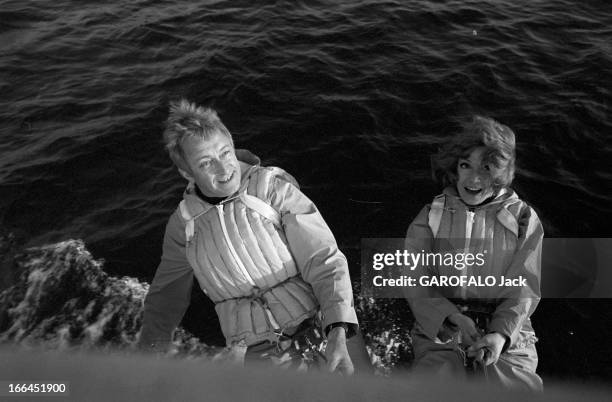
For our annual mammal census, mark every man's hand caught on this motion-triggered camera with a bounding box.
[325,327,354,376]
[467,332,507,366]
[446,313,481,346]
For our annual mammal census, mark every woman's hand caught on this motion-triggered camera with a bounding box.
[445,313,481,346]
[467,332,507,366]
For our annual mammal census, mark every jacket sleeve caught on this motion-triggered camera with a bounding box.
[405,205,460,340]
[269,177,358,332]
[488,204,543,348]
[138,209,194,351]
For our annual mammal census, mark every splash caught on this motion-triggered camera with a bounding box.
[0,238,214,358]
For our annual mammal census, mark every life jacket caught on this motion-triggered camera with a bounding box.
[427,191,522,239]
[179,165,297,244]
[176,165,319,346]
[425,189,528,301]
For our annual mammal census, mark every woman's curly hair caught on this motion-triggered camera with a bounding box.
[432,115,516,190]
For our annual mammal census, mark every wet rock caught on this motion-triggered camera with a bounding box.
[0,239,213,357]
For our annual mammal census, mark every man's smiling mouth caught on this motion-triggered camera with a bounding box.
[217,171,235,184]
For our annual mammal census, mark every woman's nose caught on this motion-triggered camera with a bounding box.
[467,173,482,184]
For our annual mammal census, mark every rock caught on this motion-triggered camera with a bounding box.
[0,239,214,357]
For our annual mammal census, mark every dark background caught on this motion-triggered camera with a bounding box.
[1,0,611,381]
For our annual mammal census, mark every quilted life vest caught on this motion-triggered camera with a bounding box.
[425,189,526,300]
[177,165,319,346]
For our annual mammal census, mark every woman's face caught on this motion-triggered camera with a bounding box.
[456,147,496,205]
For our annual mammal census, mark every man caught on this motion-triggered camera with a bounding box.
[139,99,360,374]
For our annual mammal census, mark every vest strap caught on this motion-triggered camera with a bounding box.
[428,195,446,238]
[239,192,282,228]
[179,200,195,242]
[496,200,521,237]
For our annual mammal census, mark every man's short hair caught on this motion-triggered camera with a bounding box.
[163,99,233,171]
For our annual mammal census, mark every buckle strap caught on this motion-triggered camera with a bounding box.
[216,276,299,332]
[216,276,296,305]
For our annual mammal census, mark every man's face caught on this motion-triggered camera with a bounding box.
[180,131,241,198]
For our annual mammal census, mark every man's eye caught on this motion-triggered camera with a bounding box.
[200,160,212,168]
[483,164,491,171]
[459,162,469,169]
[221,150,231,158]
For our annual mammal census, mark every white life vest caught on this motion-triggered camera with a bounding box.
[427,193,521,239]
[176,165,319,346]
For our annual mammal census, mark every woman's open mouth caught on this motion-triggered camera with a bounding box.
[464,187,482,195]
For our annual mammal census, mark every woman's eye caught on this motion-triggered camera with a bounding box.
[459,162,469,169]
[483,164,491,171]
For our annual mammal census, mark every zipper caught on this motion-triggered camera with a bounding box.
[461,209,476,298]
[216,204,256,286]
[465,209,475,248]
[217,200,281,331]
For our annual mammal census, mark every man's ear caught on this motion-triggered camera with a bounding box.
[178,168,194,183]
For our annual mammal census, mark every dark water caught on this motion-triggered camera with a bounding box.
[1,0,611,379]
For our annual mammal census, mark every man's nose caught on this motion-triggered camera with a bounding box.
[213,159,231,175]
